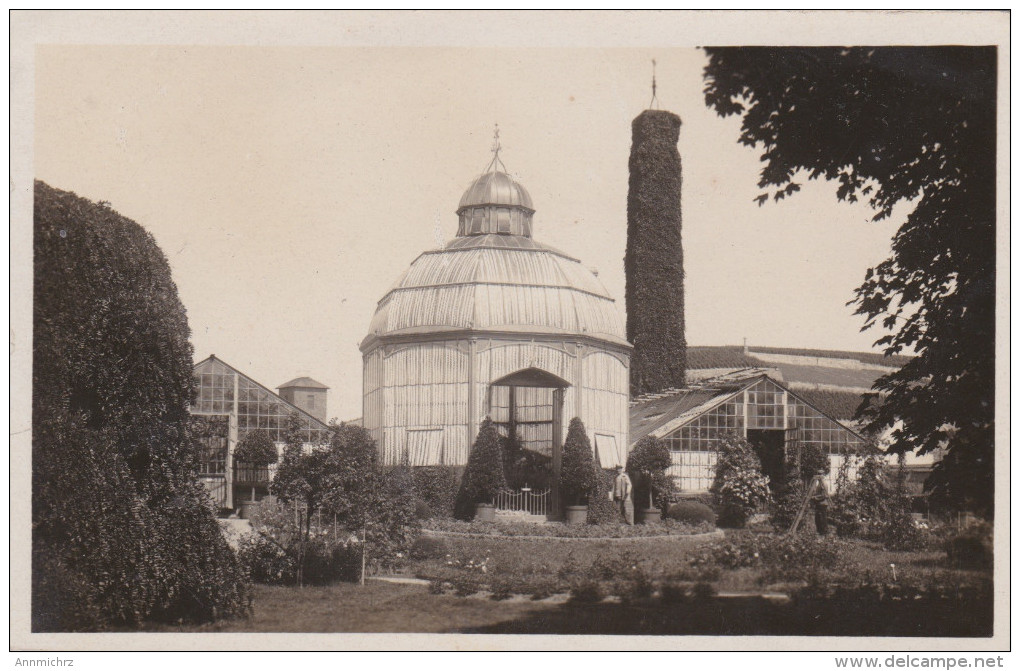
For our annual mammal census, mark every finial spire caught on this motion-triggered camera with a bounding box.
[485,122,508,173]
[649,59,660,109]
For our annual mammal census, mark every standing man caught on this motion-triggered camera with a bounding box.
[613,466,634,525]
[809,468,830,536]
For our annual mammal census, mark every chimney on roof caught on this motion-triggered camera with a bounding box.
[278,376,329,423]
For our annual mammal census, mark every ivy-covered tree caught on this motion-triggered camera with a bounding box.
[703,47,997,516]
[454,418,506,519]
[626,436,676,510]
[32,181,248,630]
[559,418,596,507]
[625,109,687,395]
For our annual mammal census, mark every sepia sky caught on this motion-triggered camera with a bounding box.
[35,45,908,421]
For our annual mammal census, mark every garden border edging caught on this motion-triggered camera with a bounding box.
[421,528,725,542]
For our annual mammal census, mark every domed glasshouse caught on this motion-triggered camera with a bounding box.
[361,145,631,470]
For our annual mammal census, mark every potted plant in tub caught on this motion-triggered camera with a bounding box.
[233,428,278,519]
[458,418,506,522]
[559,418,597,524]
[627,436,674,525]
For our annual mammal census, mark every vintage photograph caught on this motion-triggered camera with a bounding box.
[11,10,1007,651]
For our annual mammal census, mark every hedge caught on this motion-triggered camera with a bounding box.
[32,181,249,630]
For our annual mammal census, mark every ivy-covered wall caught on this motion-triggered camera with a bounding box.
[625,109,687,395]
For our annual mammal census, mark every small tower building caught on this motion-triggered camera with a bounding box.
[278,377,330,423]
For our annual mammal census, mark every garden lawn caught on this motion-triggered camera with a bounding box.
[147,575,990,636]
[141,581,554,633]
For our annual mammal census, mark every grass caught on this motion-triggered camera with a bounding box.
[150,575,991,636]
[142,581,553,633]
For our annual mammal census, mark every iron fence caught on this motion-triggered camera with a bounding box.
[493,487,550,517]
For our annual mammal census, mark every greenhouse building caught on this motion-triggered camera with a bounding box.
[191,354,331,512]
[361,145,632,470]
[629,368,868,492]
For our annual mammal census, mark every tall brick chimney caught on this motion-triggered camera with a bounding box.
[625,109,687,395]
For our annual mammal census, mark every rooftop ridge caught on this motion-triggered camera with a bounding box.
[630,368,774,406]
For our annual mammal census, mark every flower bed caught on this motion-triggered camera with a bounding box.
[409,526,992,609]
[423,518,713,539]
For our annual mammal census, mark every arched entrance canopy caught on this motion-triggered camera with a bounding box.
[489,366,570,517]
[491,367,571,389]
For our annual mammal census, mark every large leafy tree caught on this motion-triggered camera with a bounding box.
[703,47,996,516]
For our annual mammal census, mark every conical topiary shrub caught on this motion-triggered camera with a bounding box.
[559,418,596,510]
[454,418,506,520]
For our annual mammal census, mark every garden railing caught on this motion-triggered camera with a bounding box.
[494,487,550,517]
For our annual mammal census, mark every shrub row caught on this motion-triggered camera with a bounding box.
[423,518,712,538]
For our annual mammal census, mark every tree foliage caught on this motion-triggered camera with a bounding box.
[559,417,596,506]
[501,431,553,491]
[626,436,676,510]
[703,47,996,515]
[710,434,771,528]
[271,420,376,540]
[625,109,687,395]
[32,181,248,630]
[269,421,418,579]
[411,466,461,519]
[234,428,278,466]
[587,446,622,525]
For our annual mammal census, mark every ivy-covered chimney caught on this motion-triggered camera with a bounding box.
[625,109,687,394]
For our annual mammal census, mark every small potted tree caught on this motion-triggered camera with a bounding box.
[559,418,596,524]
[458,418,506,522]
[626,436,674,524]
[233,428,278,519]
